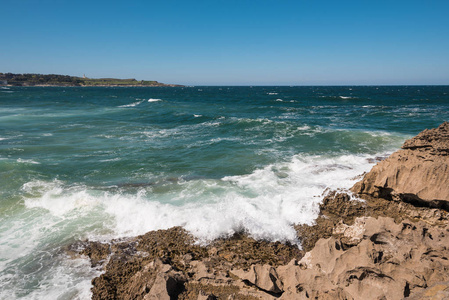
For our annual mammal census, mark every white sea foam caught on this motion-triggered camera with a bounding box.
[339,96,353,99]
[267,92,278,95]
[100,157,121,162]
[18,152,380,246]
[118,100,145,107]
[148,98,162,102]
[0,151,389,299]
[297,125,311,131]
[0,255,100,300]
[22,180,99,216]
[17,158,40,164]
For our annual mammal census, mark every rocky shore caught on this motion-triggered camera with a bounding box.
[70,122,449,299]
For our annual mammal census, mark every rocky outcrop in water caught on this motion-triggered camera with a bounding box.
[351,122,449,208]
[73,122,449,299]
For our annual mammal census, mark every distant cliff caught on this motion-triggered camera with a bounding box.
[0,73,183,87]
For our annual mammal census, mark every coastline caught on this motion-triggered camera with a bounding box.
[0,72,184,87]
[74,122,449,299]
[3,84,184,87]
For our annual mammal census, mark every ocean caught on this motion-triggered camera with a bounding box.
[1,85,448,299]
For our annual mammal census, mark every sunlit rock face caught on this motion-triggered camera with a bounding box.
[352,122,449,208]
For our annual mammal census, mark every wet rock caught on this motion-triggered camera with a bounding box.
[79,227,301,299]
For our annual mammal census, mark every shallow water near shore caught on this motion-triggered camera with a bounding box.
[1,86,448,298]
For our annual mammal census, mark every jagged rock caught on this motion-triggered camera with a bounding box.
[197,291,218,300]
[232,264,283,294]
[402,122,449,153]
[284,216,449,299]
[81,227,301,299]
[352,122,449,207]
[143,268,186,300]
[80,241,110,268]
[408,281,449,300]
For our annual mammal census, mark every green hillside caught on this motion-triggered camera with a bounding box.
[0,73,181,87]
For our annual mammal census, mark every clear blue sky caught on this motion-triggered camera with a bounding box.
[1,0,449,85]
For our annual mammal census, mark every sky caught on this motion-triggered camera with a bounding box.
[1,0,449,85]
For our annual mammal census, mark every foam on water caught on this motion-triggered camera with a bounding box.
[17,158,40,165]
[14,152,382,247]
[148,98,162,102]
[118,99,145,107]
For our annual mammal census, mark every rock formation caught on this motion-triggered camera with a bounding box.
[351,122,449,208]
[72,122,449,299]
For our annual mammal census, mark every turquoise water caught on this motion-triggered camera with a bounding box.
[1,86,448,298]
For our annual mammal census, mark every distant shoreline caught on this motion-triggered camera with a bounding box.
[3,84,183,87]
[0,72,184,87]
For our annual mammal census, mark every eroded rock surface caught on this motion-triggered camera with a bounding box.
[77,227,301,299]
[290,216,449,299]
[351,122,449,207]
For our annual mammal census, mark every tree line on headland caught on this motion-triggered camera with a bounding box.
[0,73,182,87]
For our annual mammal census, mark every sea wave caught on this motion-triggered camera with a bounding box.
[118,100,145,108]
[17,152,381,246]
[17,158,40,164]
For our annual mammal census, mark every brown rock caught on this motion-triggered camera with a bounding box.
[143,269,186,300]
[232,264,283,294]
[351,122,449,207]
[287,216,449,299]
[197,291,218,300]
[402,122,449,153]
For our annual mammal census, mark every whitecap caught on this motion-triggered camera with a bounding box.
[118,100,145,107]
[100,158,121,162]
[297,125,311,131]
[148,98,162,102]
[17,158,40,164]
[18,151,385,247]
